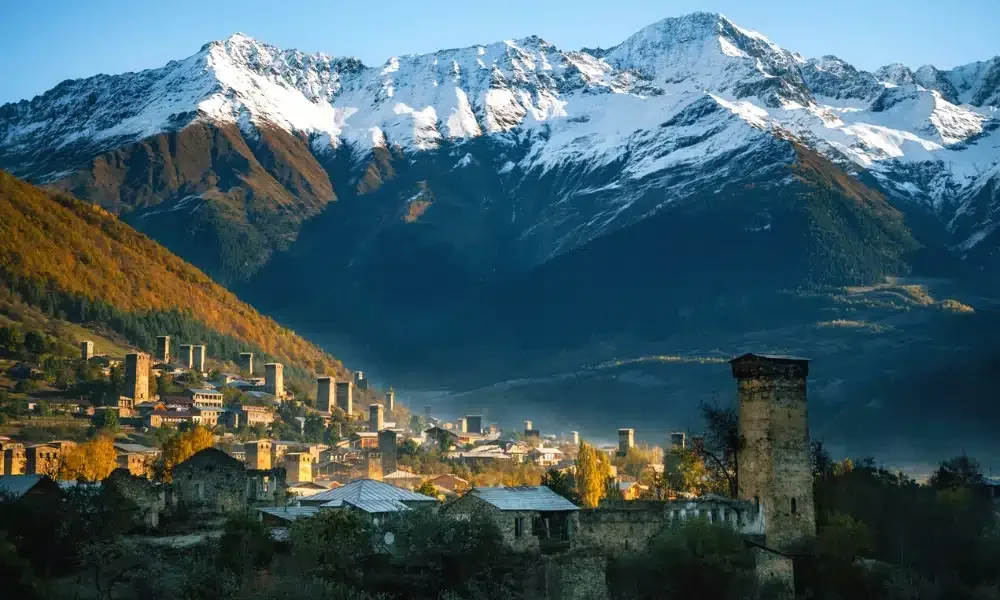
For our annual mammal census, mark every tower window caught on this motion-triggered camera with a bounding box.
[791,498,797,514]
[754,496,760,512]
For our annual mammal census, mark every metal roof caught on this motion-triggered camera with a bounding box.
[187,388,221,395]
[256,506,320,521]
[0,475,46,499]
[470,486,579,512]
[730,353,809,363]
[300,478,438,505]
[322,498,412,513]
[383,470,422,480]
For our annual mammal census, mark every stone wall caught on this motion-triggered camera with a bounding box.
[173,458,248,514]
[576,508,666,552]
[752,547,795,598]
[542,550,609,600]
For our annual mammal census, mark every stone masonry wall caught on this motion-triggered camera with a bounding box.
[737,375,816,551]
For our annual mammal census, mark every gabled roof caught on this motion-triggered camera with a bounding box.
[301,478,437,505]
[256,506,320,521]
[322,498,412,513]
[0,475,50,499]
[383,469,423,480]
[175,447,244,471]
[112,443,160,454]
[469,486,579,511]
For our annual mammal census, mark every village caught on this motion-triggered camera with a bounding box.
[0,332,825,597]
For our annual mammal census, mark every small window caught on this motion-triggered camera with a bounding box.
[754,496,760,512]
[791,498,797,514]
[514,517,525,537]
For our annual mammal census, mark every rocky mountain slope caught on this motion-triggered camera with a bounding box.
[2,12,999,460]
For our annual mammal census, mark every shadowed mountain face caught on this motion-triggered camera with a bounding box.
[2,13,1000,464]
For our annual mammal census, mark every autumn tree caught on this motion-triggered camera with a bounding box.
[156,426,214,482]
[664,448,710,496]
[697,402,741,497]
[59,436,118,482]
[576,441,611,508]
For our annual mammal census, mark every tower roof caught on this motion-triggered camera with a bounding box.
[730,353,809,379]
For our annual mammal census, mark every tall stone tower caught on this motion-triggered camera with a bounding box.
[465,415,483,434]
[239,352,254,375]
[283,452,314,484]
[265,363,284,398]
[317,377,334,412]
[731,353,816,551]
[80,340,94,361]
[379,430,398,474]
[618,428,635,456]
[193,345,206,372]
[124,352,150,402]
[570,431,579,445]
[335,381,353,415]
[369,403,384,431]
[245,440,273,470]
[385,388,395,412]
[156,336,170,363]
[178,344,194,369]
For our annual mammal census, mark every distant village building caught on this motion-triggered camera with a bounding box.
[424,405,432,420]
[187,388,224,408]
[465,415,484,435]
[172,448,249,514]
[113,443,160,478]
[193,344,207,372]
[283,452,314,485]
[430,474,470,496]
[570,431,580,445]
[264,363,284,399]
[369,403,384,431]
[191,406,221,427]
[156,336,170,363]
[316,377,334,412]
[379,430,398,474]
[124,352,150,402]
[245,440,273,470]
[236,404,275,428]
[81,340,94,361]
[354,371,368,391]
[25,444,65,477]
[335,381,353,414]
[1,441,26,476]
[669,432,687,450]
[298,478,438,518]
[618,428,635,456]
[444,486,580,552]
[178,344,194,369]
[385,389,395,412]
[239,352,254,375]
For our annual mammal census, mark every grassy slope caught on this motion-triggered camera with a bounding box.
[0,170,344,378]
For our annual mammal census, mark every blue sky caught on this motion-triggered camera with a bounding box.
[2,0,997,104]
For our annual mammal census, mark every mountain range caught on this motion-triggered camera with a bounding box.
[2,12,998,466]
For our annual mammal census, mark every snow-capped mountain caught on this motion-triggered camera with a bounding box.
[2,12,998,275]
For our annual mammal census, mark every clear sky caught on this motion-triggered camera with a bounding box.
[2,0,998,104]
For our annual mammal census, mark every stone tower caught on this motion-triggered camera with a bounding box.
[385,388,395,412]
[178,344,193,369]
[193,345,206,372]
[379,430,398,474]
[80,340,94,361]
[317,377,334,412]
[458,417,468,433]
[570,431,579,445]
[156,336,170,363]
[618,428,635,456]
[335,381,353,415]
[124,353,150,402]
[265,363,284,399]
[245,440,273,470]
[731,353,816,551]
[465,415,483,434]
[239,352,254,375]
[369,403,384,431]
[283,452,314,484]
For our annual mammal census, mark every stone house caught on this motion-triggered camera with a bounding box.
[172,448,248,514]
[429,474,470,494]
[443,486,580,553]
[113,443,160,478]
[382,469,423,490]
[1,441,26,476]
[187,388,224,408]
[26,444,64,476]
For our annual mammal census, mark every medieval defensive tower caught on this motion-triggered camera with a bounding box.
[731,353,816,552]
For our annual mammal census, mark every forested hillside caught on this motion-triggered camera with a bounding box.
[0,171,344,379]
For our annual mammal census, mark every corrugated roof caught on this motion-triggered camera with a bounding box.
[323,498,412,513]
[383,470,422,480]
[0,475,45,499]
[301,478,437,504]
[256,506,320,521]
[730,353,809,363]
[470,486,579,511]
